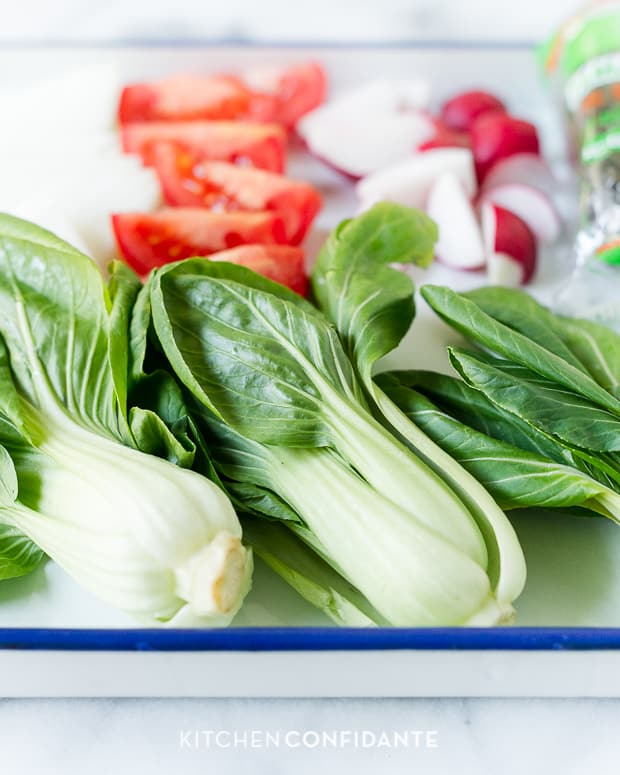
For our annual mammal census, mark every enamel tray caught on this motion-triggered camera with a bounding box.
[1,43,618,698]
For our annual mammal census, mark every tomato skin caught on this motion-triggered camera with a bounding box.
[273,62,327,128]
[121,120,287,172]
[112,209,287,275]
[151,143,321,245]
[118,74,252,123]
[119,64,327,128]
[210,244,308,295]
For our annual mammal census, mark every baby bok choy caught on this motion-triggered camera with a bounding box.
[146,204,526,627]
[0,214,252,624]
[310,203,526,618]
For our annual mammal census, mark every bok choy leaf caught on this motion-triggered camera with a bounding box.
[381,374,620,521]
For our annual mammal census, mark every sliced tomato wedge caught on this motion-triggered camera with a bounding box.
[118,74,252,123]
[121,120,287,171]
[151,143,321,245]
[210,244,308,295]
[245,62,328,128]
[112,209,287,275]
[272,62,328,128]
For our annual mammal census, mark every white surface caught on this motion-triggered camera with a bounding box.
[3,697,620,774]
[0,0,572,42]
[7,649,620,698]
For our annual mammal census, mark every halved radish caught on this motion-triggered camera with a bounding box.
[482,202,537,285]
[300,79,431,128]
[480,182,561,243]
[426,172,485,269]
[481,152,555,195]
[357,148,476,210]
[470,113,540,182]
[440,90,506,132]
[297,79,433,177]
[300,110,434,178]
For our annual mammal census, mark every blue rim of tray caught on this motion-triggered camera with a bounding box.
[1,627,620,651]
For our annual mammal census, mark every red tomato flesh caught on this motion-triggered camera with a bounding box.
[118,74,252,123]
[118,64,327,129]
[121,120,287,172]
[151,143,321,245]
[112,209,287,275]
[260,62,327,129]
[210,244,308,295]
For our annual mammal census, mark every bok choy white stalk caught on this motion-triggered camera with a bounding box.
[0,214,252,624]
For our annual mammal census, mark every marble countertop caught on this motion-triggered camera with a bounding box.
[2,696,620,773]
[0,0,569,43]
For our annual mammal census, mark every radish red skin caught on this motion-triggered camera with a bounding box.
[471,113,540,183]
[440,90,506,132]
[479,182,561,244]
[486,204,537,284]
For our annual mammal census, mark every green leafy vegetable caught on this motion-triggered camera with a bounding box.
[463,286,620,398]
[0,214,252,624]
[414,284,620,528]
[382,377,620,521]
[310,203,526,612]
[0,446,44,580]
[448,348,620,452]
[147,206,527,627]
[422,284,620,416]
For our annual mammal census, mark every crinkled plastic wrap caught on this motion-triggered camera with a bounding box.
[543,1,620,327]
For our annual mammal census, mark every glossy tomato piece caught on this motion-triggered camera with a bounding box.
[151,143,321,245]
[276,62,327,127]
[118,74,252,123]
[112,209,287,275]
[121,120,287,171]
[210,244,308,295]
[246,62,327,128]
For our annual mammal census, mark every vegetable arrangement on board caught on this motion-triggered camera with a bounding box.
[0,203,531,628]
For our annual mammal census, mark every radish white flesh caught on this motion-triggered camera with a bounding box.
[480,182,561,244]
[303,111,435,178]
[482,202,537,286]
[357,148,477,210]
[427,172,485,269]
[298,79,433,177]
[481,153,555,195]
[487,252,525,287]
[300,79,431,131]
